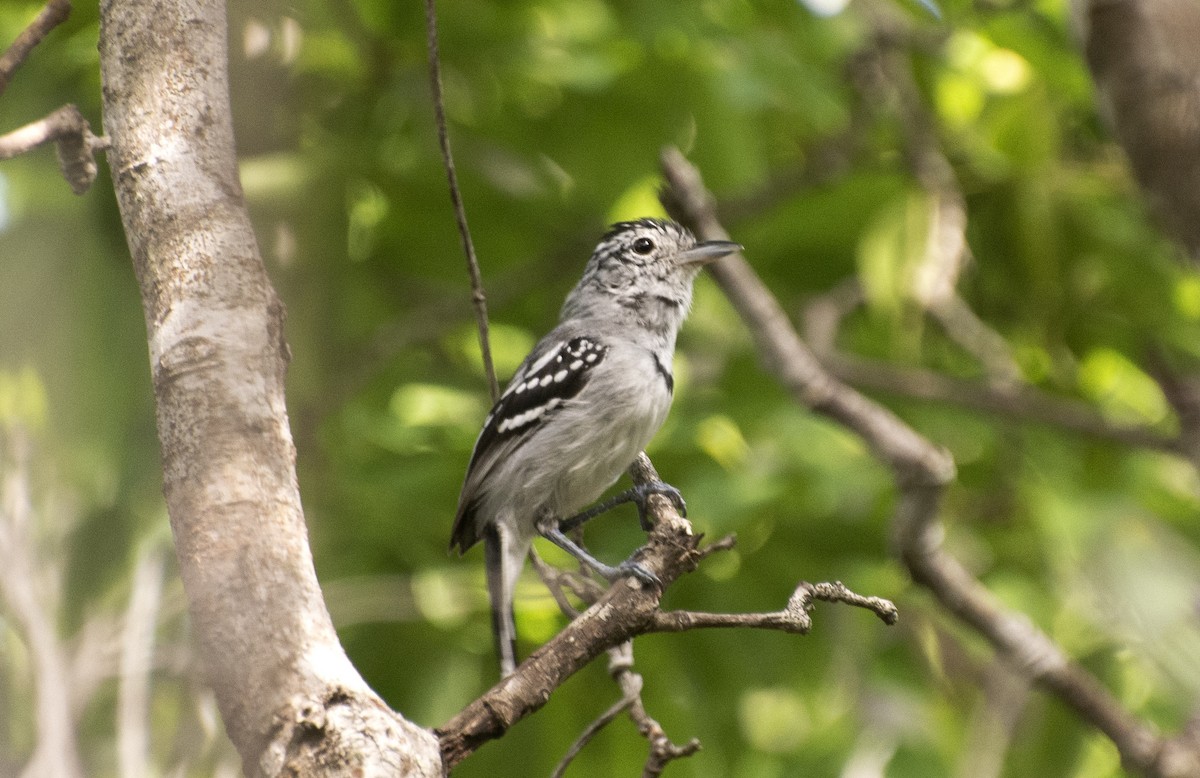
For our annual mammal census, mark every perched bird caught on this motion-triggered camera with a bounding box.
[451,218,741,675]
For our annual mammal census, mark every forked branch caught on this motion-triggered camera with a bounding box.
[659,147,1199,777]
[436,454,897,770]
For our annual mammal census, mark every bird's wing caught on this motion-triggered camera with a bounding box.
[450,330,609,551]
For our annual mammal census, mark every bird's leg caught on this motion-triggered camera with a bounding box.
[559,480,687,534]
[535,513,661,589]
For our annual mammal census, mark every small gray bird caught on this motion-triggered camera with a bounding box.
[451,218,741,675]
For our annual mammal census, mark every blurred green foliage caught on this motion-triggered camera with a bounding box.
[2,0,1200,774]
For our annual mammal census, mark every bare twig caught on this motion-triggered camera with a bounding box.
[0,104,108,194]
[423,0,499,401]
[439,451,896,769]
[607,642,701,778]
[532,500,707,776]
[659,147,1200,777]
[437,460,699,769]
[661,147,954,483]
[549,641,703,778]
[528,546,591,617]
[694,532,737,560]
[0,0,72,97]
[650,580,897,635]
[802,278,863,357]
[550,649,637,778]
[929,295,1022,383]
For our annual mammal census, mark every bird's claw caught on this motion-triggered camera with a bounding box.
[632,480,687,529]
[614,559,661,590]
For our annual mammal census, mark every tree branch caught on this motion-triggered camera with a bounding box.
[605,642,702,778]
[0,104,107,194]
[0,0,71,97]
[661,147,953,484]
[659,147,1200,777]
[650,580,897,634]
[437,452,896,769]
[437,456,703,769]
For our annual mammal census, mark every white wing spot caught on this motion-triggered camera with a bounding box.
[569,359,583,370]
[527,345,562,377]
[554,369,568,382]
[540,374,554,387]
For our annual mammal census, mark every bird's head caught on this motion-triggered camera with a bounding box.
[561,218,740,334]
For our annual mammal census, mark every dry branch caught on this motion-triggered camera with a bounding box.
[437,454,705,769]
[0,0,71,96]
[0,3,107,194]
[0,104,107,194]
[822,351,1183,454]
[437,452,897,769]
[659,147,1200,777]
[650,580,897,635]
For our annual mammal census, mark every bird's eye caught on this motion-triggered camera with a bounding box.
[632,237,655,255]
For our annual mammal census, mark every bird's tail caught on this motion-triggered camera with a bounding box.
[483,523,522,676]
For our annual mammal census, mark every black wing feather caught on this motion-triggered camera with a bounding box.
[472,336,607,461]
[450,335,608,550]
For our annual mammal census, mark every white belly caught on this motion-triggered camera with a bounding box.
[519,347,672,519]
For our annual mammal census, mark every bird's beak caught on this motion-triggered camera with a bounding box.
[675,239,742,267]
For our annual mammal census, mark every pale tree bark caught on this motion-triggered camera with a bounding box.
[97,0,440,773]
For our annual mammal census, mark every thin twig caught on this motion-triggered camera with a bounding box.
[0,104,107,194]
[551,687,635,778]
[607,642,700,778]
[534,528,697,776]
[423,0,498,401]
[0,0,71,97]
[650,580,898,635]
[694,533,737,560]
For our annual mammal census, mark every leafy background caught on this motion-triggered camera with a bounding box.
[2,0,1198,775]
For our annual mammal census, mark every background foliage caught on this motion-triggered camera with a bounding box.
[2,0,1198,775]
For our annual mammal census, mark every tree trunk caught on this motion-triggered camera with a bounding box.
[97,0,441,773]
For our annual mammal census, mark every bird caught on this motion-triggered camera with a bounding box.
[450,217,741,676]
